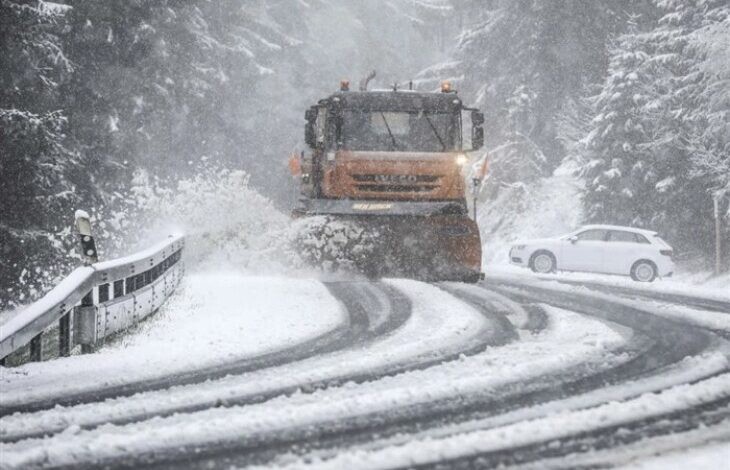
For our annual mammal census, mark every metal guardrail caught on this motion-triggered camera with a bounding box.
[0,234,185,366]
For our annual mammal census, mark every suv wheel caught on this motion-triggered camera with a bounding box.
[530,251,556,274]
[631,260,657,282]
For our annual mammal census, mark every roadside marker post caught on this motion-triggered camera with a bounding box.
[74,210,98,354]
[714,192,726,276]
[75,210,98,265]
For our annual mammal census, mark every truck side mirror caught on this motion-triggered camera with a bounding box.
[472,126,484,151]
[472,110,484,126]
[304,107,317,148]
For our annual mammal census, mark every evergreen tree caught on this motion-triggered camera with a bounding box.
[582,0,729,257]
[0,0,99,308]
[687,0,730,219]
[454,0,642,168]
[62,0,308,188]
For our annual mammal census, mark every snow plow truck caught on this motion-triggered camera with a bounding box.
[290,74,485,282]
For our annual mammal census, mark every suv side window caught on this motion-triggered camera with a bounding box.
[607,230,639,243]
[576,229,608,241]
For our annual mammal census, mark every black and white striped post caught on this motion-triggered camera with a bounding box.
[75,210,98,265]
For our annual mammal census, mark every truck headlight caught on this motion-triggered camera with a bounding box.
[455,154,468,166]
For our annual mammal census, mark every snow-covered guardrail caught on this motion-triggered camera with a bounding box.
[0,234,185,366]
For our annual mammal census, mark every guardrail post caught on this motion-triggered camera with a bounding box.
[714,192,725,275]
[75,290,97,354]
[59,312,71,357]
[29,333,42,362]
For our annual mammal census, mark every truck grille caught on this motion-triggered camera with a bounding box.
[351,174,441,193]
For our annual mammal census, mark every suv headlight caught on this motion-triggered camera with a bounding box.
[513,244,526,250]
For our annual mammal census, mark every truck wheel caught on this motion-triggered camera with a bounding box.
[631,260,657,282]
[530,251,556,274]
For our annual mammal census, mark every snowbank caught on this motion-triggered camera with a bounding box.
[487,264,730,303]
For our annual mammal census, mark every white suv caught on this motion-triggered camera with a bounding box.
[509,225,675,282]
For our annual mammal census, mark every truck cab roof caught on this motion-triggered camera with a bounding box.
[320,90,463,112]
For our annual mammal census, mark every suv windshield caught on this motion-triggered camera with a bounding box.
[341,110,458,152]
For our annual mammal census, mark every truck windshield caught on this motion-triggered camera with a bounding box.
[341,110,458,152]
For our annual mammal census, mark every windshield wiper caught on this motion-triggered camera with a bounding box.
[379,112,398,150]
[424,113,447,151]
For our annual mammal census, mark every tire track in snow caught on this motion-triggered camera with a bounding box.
[3,279,726,469]
[545,418,730,469]
[551,279,730,339]
[235,281,727,470]
[220,281,725,470]
[440,282,548,333]
[331,280,727,470]
[428,278,729,469]
[0,280,507,469]
[553,278,730,313]
[213,307,658,468]
[0,280,504,447]
[285,374,730,470]
[401,389,730,470]
[1,277,359,417]
[485,280,716,380]
[55,285,641,470]
[0,313,352,417]
[0,281,411,442]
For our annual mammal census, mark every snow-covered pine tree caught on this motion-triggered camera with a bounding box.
[582,0,729,259]
[64,1,218,176]
[686,1,730,224]
[62,0,310,193]
[454,0,638,170]
[0,0,99,308]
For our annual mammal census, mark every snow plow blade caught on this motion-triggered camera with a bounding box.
[293,199,470,217]
[294,200,482,282]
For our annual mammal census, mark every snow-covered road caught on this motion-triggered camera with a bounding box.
[0,272,349,412]
[1,271,728,469]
